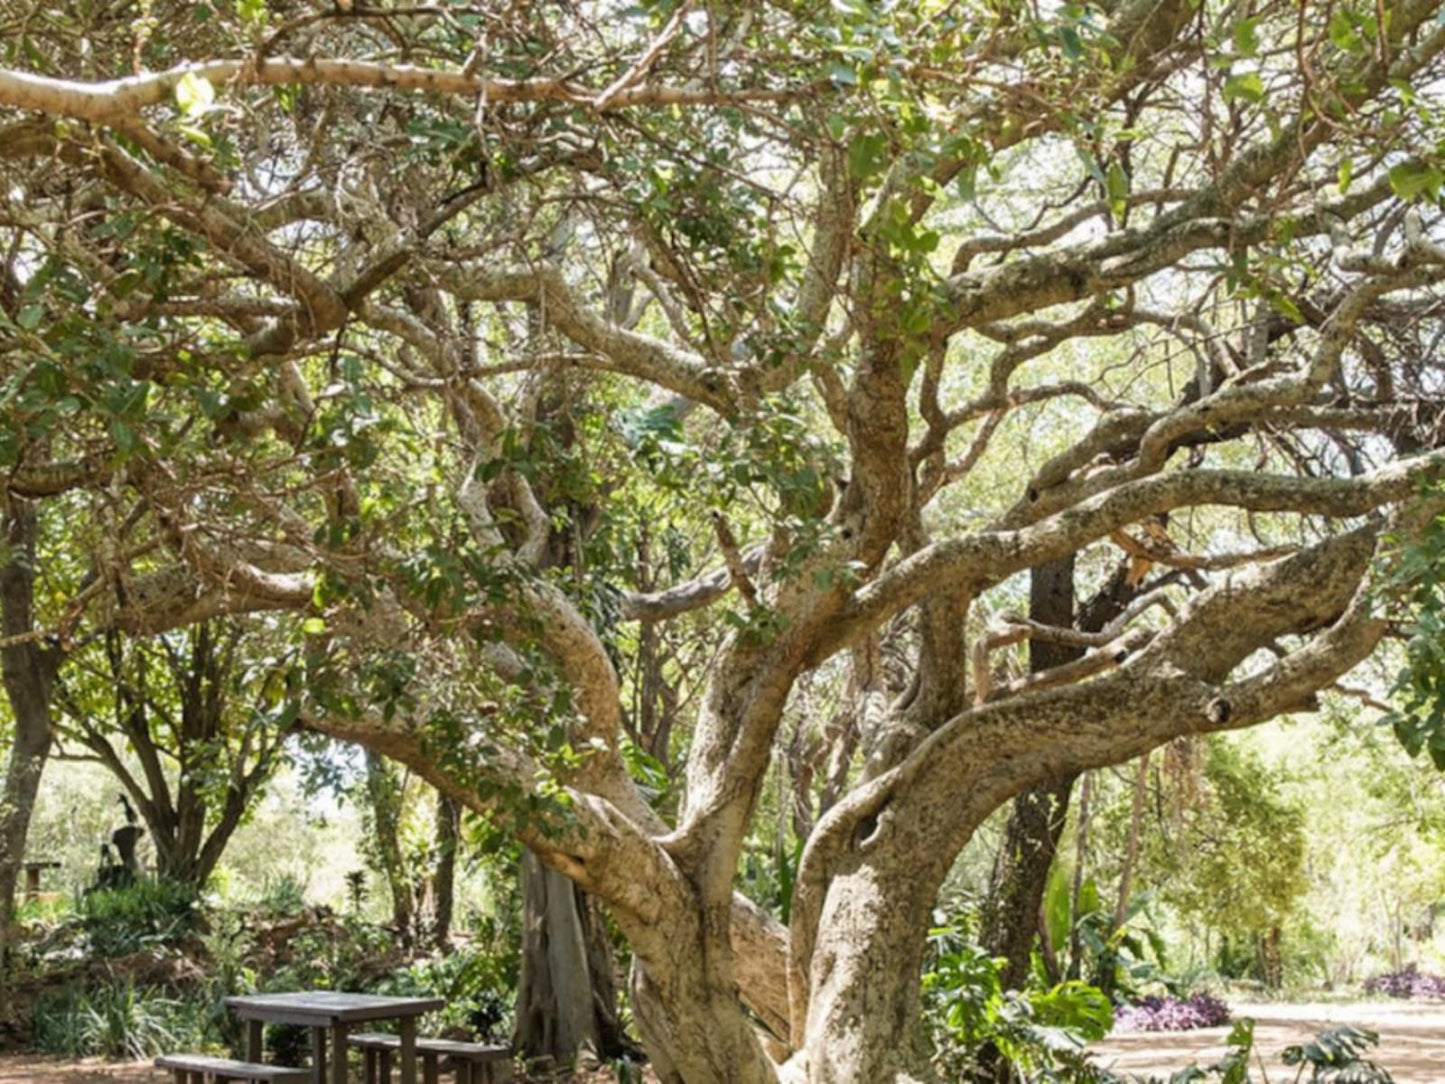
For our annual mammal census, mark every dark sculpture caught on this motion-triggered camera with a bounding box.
[87,796,145,892]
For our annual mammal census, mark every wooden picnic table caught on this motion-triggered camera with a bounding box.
[225,992,444,1084]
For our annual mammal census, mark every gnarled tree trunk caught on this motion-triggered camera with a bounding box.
[513,852,628,1065]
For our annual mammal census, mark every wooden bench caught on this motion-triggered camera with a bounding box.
[350,1033,513,1084]
[154,1053,310,1084]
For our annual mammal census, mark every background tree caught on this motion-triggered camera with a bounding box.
[0,500,62,982]
[52,620,294,889]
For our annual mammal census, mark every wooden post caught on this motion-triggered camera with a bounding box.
[23,866,40,901]
[421,1053,438,1084]
[312,1027,327,1084]
[379,1049,392,1084]
[330,1023,348,1084]
[247,1019,264,1062]
[399,1018,418,1084]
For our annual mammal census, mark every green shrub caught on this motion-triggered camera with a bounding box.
[256,873,308,918]
[373,944,514,1040]
[79,879,200,957]
[31,980,215,1059]
[922,917,1114,1082]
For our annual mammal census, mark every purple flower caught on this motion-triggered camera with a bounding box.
[1115,993,1232,1032]
[1363,966,1445,1000]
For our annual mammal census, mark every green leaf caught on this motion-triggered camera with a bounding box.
[1338,157,1353,193]
[175,71,215,116]
[1058,25,1083,62]
[1106,160,1129,220]
[1388,160,1443,202]
[1222,72,1265,104]
[1329,10,1363,51]
[110,419,138,455]
[16,304,44,330]
[237,0,267,25]
[302,617,327,636]
[1233,17,1260,57]
[847,131,889,181]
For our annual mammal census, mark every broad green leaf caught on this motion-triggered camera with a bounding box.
[175,71,215,116]
[1389,160,1443,201]
[1222,72,1265,104]
[1106,160,1129,220]
[1233,17,1260,57]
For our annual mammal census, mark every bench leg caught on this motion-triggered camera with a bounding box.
[379,1049,393,1084]
[422,1054,438,1084]
[331,1023,348,1084]
[399,1019,417,1084]
[247,1020,264,1063]
[364,1049,377,1084]
[188,1072,205,1084]
[454,1060,470,1084]
[171,1070,187,1084]
[312,1028,327,1084]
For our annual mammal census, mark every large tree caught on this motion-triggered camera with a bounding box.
[2,2,1445,1080]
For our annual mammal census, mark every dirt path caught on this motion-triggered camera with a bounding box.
[0,1054,650,1084]
[0,1056,164,1084]
[7,1007,1442,1084]
[1091,1000,1445,1082]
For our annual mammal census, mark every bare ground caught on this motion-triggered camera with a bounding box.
[1091,1000,1445,1082]
[0,1054,654,1084]
[6,1006,1443,1084]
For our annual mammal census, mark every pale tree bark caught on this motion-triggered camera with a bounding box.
[789,526,1397,1081]
[0,501,61,984]
[513,853,628,1065]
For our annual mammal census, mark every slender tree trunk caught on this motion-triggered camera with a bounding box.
[365,751,415,946]
[0,501,60,985]
[1094,750,1151,998]
[432,794,459,947]
[979,557,1079,991]
[1111,751,1152,934]
[1068,772,1094,980]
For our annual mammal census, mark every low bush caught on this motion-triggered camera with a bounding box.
[79,879,201,957]
[1113,993,1231,1032]
[921,924,1115,1080]
[1363,964,1445,999]
[31,980,217,1059]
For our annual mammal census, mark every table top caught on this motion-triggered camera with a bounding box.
[225,992,445,1025]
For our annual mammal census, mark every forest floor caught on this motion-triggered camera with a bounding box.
[0,1054,656,1084]
[4,1004,1444,1084]
[1091,999,1445,1081]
